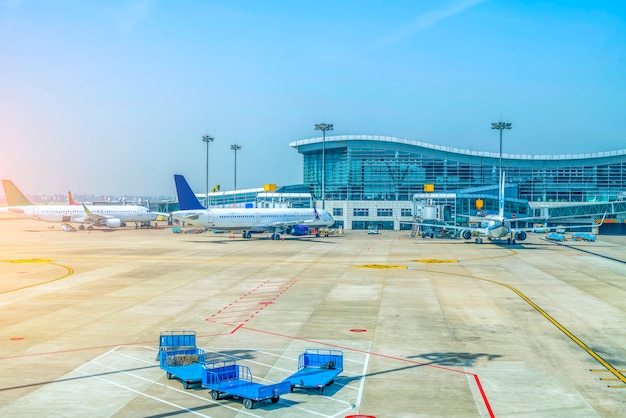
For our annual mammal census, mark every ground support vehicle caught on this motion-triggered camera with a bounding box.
[202,361,291,409]
[546,233,566,242]
[572,232,596,241]
[157,330,197,358]
[158,331,205,389]
[283,349,343,394]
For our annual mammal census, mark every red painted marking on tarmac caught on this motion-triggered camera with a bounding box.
[10,337,24,341]
[0,332,228,361]
[240,326,496,418]
[473,373,495,418]
[205,280,297,327]
[350,329,367,333]
[230,324,243,334]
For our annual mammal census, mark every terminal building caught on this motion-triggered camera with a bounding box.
[289,135,626,234]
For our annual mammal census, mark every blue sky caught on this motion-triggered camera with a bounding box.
[0,0,624,197]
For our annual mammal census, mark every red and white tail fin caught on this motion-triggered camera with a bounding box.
[68,191,78,205]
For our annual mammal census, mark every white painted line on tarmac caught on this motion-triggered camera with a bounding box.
[75,345,365,417]
[75,347,265,418]
[353,352,370,410]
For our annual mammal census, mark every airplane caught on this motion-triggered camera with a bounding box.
[171,174,335,240]
[407,171,605,245]
[0,179,157,230]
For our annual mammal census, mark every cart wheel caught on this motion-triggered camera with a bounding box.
[318,386,324,394]
[290,385,295,393]
[210,390,219,400]
[328,380,335,385]
[271,396,279,403]
[183,382,189,389]
[166,372,172,380]
[243,398,254,409]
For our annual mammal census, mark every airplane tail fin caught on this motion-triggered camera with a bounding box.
[68,191,77,205]
[174,175,206,210]
[2,180,33,206]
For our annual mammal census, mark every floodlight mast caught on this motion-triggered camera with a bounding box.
[230,144,242,204]
[314,123,333,210]
[202,135,214,207]
[491,122,512,182]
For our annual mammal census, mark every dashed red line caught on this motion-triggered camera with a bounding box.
[204,280,296,325]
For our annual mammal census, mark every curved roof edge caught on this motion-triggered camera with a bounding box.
[289,134,626,161]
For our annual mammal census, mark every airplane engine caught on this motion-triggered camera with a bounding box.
[288,224,310,236]
[461,230,472,240]
[105,218,122,228]
[515,231,527,241]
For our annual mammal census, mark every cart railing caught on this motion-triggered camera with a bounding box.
[300,349,343,370]
[159,330,196,350]
[203,361,253,386]
[160,348,205,368]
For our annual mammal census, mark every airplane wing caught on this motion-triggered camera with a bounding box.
[263,218,318,230]
[511,212,606,234]
[258,208,322,231]
[400,220,487,235]
[172,210,203,221]
[81,203,113,221]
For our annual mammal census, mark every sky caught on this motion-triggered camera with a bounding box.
[0,0,625,198]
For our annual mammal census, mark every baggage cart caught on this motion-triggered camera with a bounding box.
[160,347,206,389]
[157,330,197,356]
[202,360,291,409]
[283,349,343,393]
[158,331,205,389]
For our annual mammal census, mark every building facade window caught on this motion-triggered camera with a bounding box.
[377,208,393,217]
[353,208,369,217]
[293,135,626,204]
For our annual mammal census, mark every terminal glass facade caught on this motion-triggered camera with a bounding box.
[289,135,626,231]
[292,135,626,204]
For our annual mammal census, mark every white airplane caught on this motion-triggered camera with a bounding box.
[171,174,335,240]
[409,171,604,245]
[0,179,157,230]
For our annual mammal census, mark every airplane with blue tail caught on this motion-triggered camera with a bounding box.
[171,175,335,240]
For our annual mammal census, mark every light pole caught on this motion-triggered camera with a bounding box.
[231,144,241,203]
[314,123,333,210]
[202,135,214,207]
[491,122,511,180]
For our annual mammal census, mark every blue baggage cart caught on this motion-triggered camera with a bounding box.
[283,349,343,394]
[158,330,197,356]
[202,360,291,409]
[160,347,206,389]
[158,331,205,389]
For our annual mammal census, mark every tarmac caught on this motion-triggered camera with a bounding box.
[1,218,625,417]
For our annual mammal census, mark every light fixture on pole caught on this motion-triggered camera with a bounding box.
[491,121,512,179]
[314,123,333,210]
[202,135,214,207]
[230,144,242,203]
